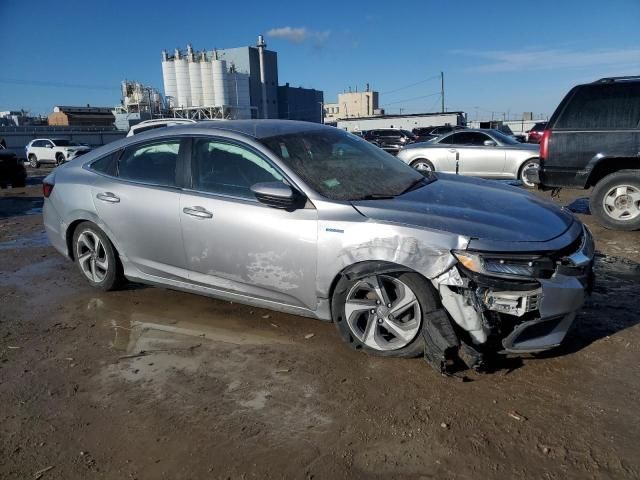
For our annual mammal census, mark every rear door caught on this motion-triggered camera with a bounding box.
[90,137,188,280]
[179,136,319,310]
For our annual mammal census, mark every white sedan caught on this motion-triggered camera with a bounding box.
[396,129,540,187]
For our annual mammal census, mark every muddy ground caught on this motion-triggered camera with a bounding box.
[1,167,639,479]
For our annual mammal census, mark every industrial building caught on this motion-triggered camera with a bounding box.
[336,111,466,132]
[48,106,115,127]
[112,81,169,130]
[160,36,323,122]
[277,84,324,123]
[324,88,383,124]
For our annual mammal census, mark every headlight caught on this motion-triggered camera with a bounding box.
[452,250,554,279]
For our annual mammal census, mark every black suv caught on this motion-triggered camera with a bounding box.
[536,76,640,230]
[0,145,26,188]
[412,125,465,142]
[363,129,416,154]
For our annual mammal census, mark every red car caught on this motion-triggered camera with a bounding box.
[527,122,547,143]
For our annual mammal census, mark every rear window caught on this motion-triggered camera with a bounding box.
[555,83,640,129]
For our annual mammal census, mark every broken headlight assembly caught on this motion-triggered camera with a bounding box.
[452,251,555,280]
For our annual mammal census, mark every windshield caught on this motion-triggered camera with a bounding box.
[490,130,520,145]
[260,129,430,201]
[52,139,79,147]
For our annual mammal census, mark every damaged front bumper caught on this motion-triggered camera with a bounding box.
[430,226,594,356]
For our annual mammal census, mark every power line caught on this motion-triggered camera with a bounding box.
[380,75,441,96]
[380,92,440,107]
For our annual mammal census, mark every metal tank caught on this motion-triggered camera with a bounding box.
[174,49,191,108]
[212,59,229,106]
[200,52,215,107]
[161,50,177,108]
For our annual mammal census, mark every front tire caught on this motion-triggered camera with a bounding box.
[55,153,65,166]
[590,170,640,231]
[332,271,438,358]
[519,158,539,188]
[72,222,124,290]
[28,154,40,168]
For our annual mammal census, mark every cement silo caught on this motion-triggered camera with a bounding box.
[200,52,216,107]
[212,59,229,106]
[187,45,202,107]
[174,49,191,108]
[161,50,177,108]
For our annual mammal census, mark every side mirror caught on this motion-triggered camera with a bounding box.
[251,181,304,210]
[483,140,497,147]
[45,144,53,149]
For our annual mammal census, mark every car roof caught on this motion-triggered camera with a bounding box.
[158,119,330,140]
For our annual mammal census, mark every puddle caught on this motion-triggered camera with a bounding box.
[0,231,50,250]
[0,196,44,218]
[567,197,590,215]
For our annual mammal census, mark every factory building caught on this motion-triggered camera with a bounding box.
[324,88,383,124]
[277,84,324,123]
[161,36,278,120]
[48,105,115,127]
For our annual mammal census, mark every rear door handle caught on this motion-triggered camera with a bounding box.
[96,192,120,203]
[183,206,213,219]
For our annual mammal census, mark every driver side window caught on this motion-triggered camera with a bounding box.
[191,139,283,199]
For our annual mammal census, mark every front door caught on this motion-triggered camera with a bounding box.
[179,137,318,310]
[90,137,188,280]
[448,132,506,178]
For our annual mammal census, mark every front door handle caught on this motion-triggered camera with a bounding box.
[448,149,457,153]
[183,206,213,219]
[96,192,120,203]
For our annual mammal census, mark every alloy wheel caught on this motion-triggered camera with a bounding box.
[520,161,538,187]
[344,275,422,351]
[414,161,433,172]
[76,230,109,283]
[602,185,640,221]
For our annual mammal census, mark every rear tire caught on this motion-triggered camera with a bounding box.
[411,158,435,173]
[332,270,439,358]
[28,154,40,168]
[589,170,640,231]
[519,158,539,188]
[72,222,124,290]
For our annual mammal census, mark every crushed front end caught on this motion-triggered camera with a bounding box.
[427,224,594,371]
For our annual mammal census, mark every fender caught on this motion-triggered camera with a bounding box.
[580,153,640,187]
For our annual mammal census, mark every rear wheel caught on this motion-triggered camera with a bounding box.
[590,170,640,230]
[519,158,539,188]
[411,158,435,173]
[333,271,438,358]
[72,222,124,290]
[28,154,39,168]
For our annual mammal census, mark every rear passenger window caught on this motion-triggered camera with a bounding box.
[556,84,640,129]
[118,140,180,186]
[191,139,283,199]
[90,151,120,176]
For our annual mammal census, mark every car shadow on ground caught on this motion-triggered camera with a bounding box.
[0,196,43,218]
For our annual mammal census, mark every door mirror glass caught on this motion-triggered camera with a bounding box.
[483,139,497,147]
[251,181,303,210]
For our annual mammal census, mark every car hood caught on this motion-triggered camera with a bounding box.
[351,174,574,243]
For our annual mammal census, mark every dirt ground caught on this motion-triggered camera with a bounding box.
[1,167,639,480]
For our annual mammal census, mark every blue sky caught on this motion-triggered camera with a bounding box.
[1,0,639,119]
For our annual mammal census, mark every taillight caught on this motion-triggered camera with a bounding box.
[539,129,551,161]
[43,181,54,198]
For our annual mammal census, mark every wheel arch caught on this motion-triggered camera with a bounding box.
[585,156,640,188]
[517,156,540,176]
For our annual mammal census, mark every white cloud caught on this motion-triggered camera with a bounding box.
[452,47,640,73]
[267,26,330,45]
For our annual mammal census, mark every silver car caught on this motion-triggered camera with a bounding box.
[43,121,593,372]
[397,129,541,187]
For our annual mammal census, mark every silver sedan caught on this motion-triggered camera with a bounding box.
[397,129,541,187]
[42,121,592,372]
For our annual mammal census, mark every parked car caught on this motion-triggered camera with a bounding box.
[26,139,91,168]
[43,120,594,372]
[526,122,547,144]
[127,118,197,137]
[0,144,26,187]
[534,76,640,230]
[397,129,541,187]
[413,125,466,143]
[363,128,417,154]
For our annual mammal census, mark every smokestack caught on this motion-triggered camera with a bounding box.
[257,34,268,119]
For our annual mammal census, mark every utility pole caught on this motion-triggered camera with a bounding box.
[440,71,445,113]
